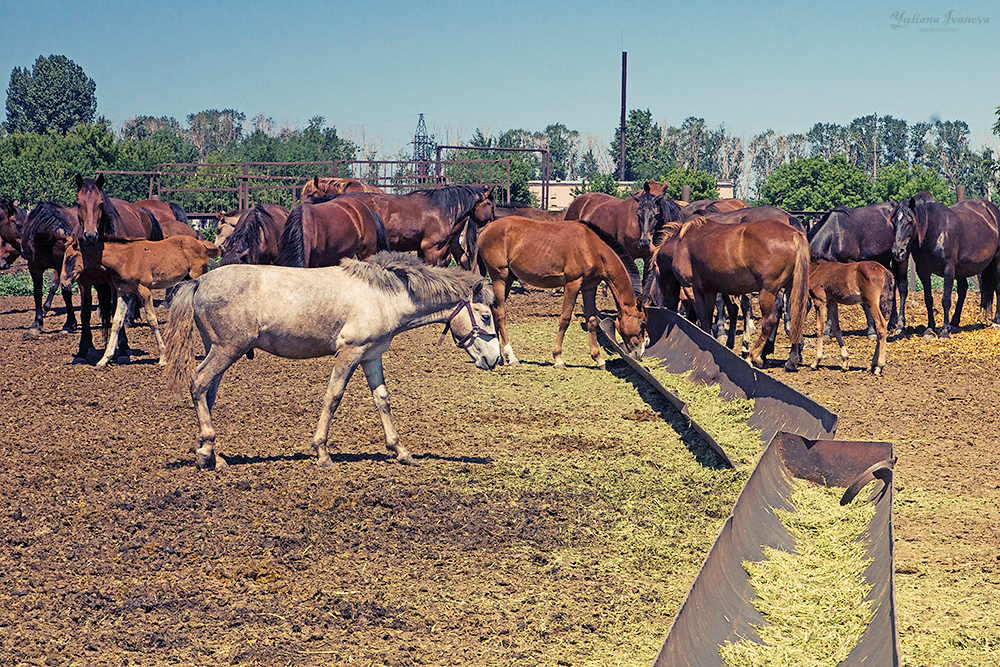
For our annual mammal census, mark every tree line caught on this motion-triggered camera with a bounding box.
[3,54,999,212]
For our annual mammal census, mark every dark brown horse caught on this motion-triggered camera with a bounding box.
[337,185,495,268]
[808,259,894,375]
[219,203,290,266]
[74,174,164,360]
[133,199,201,239]
[698,204,806,232]
[300,176,384,200]
[478,217,648,369]
[891,193,1000,338]
[668,217,810,371]
[19,202,80,336]
[0,199,26,270]
[276,197,388,268]
[952,198,1000,329]
[564,181,682,275]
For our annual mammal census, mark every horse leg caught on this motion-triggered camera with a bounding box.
[190,346,240,471]
[811,297,826,370]
[135,285,168,365]
[491,272,519,366]
[749,290,778,368]
[917,266,938,339]
[724,296,739,349]
[311,349,365,467]
[949,276,967,331]
[75,283,96,359]
[25,268,45,337]
[741,295,755,356]
[580,286,604,370]
[829,302,849,371]
[95,292,131,368]
[869,288,889,376]
[692,288,717,337]
[554,279,584,368]
[360,356,413,465]
[894,260,909,336]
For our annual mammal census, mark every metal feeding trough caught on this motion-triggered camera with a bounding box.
[599,308,900,666]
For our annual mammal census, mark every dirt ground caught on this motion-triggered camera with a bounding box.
[1,265,998,667]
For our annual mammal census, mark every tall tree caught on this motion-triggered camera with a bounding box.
[609,109,672,182]
[5,55,97,134]
[186,109,246,158]
[758,155,873,210]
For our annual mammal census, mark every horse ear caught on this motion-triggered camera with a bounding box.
[75,174,84,189]
[631,193,641,202]
[313,176,320,187]
[96,174,105,189]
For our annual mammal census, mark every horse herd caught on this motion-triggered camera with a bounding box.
[2,175,1000,467]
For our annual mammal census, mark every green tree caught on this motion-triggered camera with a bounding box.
[664,168,719,201]
[873,163,955,204]
[609,109,673,182]
[5,55,97,134]
[571,172,625,198]
[758,155,873,210]
[186,109,245,159]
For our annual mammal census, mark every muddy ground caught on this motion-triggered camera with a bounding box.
[1,267,998,667]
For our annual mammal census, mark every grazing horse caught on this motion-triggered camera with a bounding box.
[163,252,501,470]
[808,202,904,335]
[59,234,217,367]
[808,259,894,376]
[337,184,496,268]
[19,202,80,335]
[564,182,683,278]
[276,197,388,267]
[0,200,26,269]
[668,217,810,371]
[478,216,648,369]
[891,193,1000,338]
[219,203,290,266]
[300,176,385,200]
[74,174,165,359]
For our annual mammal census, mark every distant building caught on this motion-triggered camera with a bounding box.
[528,178,737,210]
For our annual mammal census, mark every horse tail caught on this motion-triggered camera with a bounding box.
[276,204,306,267]
[463,216,479,272]
[879,266,895,322]
[980,255,1000,319]
[373,210,390,253]
[164,280,199,393]
[142,208,165,241]
[787,232,811,347]
[167,202,189,225]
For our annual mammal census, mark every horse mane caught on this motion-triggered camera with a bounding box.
[576,221,642,297]
[340,251,493,306]
[21,202,75,262]
[221,204,271,266]
[275,204,306,267]
[678,215,711,239]
[409,185,490,230]
[88,180,124,237]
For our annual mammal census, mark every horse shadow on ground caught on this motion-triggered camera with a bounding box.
[602,357,732,471]
[166,450,492,470]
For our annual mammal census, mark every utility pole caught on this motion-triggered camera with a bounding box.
[619,52,627,181]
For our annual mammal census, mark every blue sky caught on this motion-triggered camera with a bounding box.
[2,0,998,157]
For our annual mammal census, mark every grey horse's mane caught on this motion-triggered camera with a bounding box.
[340,251,494,306]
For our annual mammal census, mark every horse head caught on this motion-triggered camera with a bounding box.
[0,239,20,270]
[890,196,925,262]
[75,173,109,245]
[471,186,496,227]
[439,281,501,370]
[617,300,648,361]
[54,228,84,290]
[632,191,662,258]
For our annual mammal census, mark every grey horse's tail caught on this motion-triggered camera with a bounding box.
[163,280,199,393]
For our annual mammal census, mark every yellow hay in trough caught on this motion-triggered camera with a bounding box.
[719,480,877,667]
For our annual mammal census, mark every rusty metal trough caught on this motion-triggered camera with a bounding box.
[599,307,900,666]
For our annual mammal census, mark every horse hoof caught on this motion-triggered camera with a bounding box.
[596,361,606,371]
[317,456,334,468]
[783,361,799,372]
[397,454,417,466]
[921,329,937,341]
[23,329,41,339]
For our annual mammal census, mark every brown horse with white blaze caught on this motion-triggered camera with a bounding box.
[669,217,810,371]
[808,259,894,375]
[478,216,648,369]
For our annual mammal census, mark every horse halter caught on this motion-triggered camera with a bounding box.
[437,300,493,348]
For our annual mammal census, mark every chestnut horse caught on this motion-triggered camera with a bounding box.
[808,259,894,376]
[19,202,80,335]
[337,184,496,268]
[680,198,749,219]
[301,176,384,200]
[133,199,201,239]
[59,234,217,367]
[478,217,648,369]
[276,196,388,268]
[667,217,810,371]
[219,203,290,266]
[891,193,1000,338]
[74,174,164,360]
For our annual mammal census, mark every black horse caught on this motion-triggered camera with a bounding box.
[891,193,1000,338]
[808,202,906,335]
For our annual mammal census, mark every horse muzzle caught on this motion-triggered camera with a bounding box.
[82,231,100,245]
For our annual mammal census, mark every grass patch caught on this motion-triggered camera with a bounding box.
[720,480,877,667]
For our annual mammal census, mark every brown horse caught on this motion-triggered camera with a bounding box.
[219,203,290,266]
[337,185,496,268]
[808,259,894,375]
[680,198,749,218]
[133,199,201,239]
[478,217,648,369]
[301,176,385,200]
[213,209,243,250]
[74,174,164,360]
[495,204,566,221]
[19,202,80,335]
[276,197,388,267]
[0,199,26,270]
[891,193,1000,338]
[564,181,682,275]
[60,234,216,367]
[668,217,810,371]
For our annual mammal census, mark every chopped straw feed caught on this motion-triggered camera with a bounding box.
[719,480,878,667]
